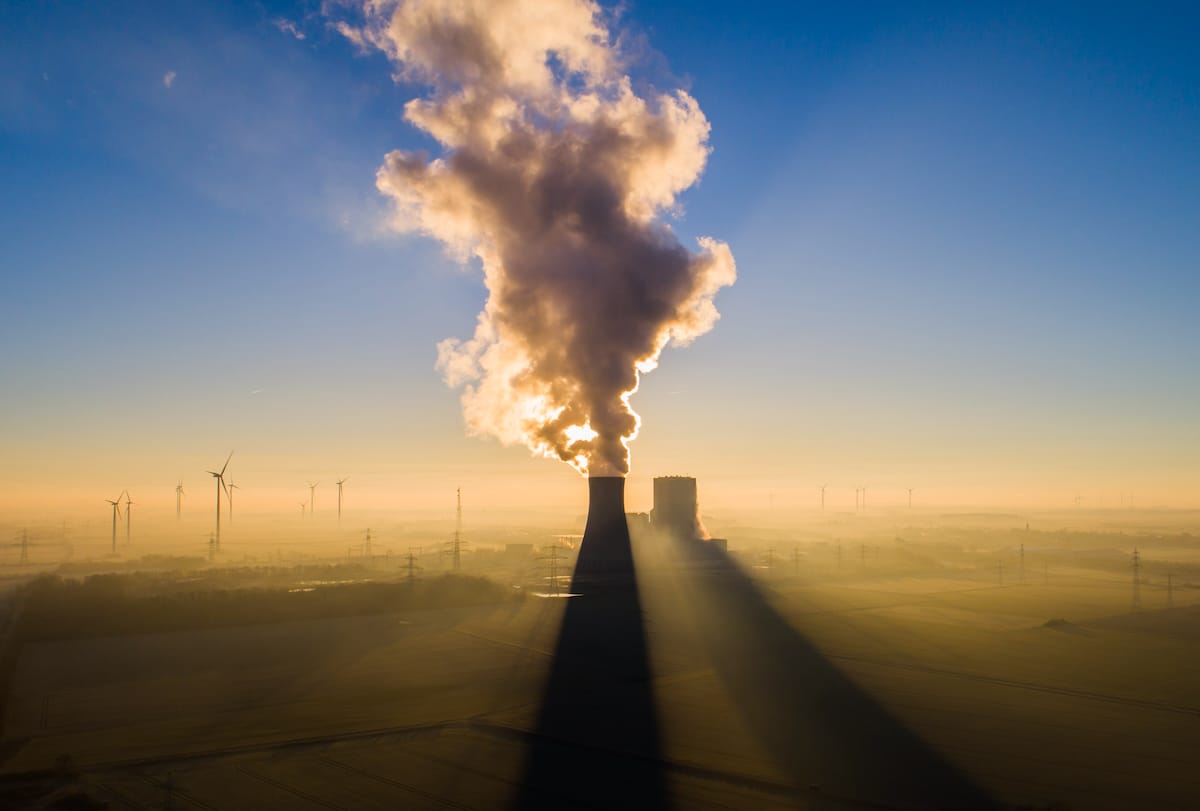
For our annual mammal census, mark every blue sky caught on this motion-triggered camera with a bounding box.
[2,1,1198,515]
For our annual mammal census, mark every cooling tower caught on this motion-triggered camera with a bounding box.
[652,475,704,540]
[573,476,636,582]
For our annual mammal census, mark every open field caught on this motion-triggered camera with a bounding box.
[0,521,1198,809]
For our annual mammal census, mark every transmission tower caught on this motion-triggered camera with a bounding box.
[404,548,422,581]
[538,544,564,595]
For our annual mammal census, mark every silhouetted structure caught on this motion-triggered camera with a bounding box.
[106,496,121,554]
[1132,547,1141,610]
[651,475,704,540]
[452,487,463,570]
[207,452,232,551]
[574,476,635,582]
[336,476,348,521]
[518,478,663,808]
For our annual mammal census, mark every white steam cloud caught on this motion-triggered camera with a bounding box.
[339,0,735,476]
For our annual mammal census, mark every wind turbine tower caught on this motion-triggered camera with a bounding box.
[1131,548,1141,611]
[207,452,233,552]
[176,481,185,520]
[123,491,133,544]
[308,481,319,515]
[227,480,239,523]
[106,496,122,554]
[907,488,913,509]
[452,487,463,571]
[336,477,348,522]
[820,484,827,510]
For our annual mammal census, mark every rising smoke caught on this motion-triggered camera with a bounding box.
[339,0,736,476]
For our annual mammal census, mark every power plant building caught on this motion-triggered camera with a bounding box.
[652,476,705,540]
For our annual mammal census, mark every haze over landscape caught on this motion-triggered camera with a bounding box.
[1,2,1198,810]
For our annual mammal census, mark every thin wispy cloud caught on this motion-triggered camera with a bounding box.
[162,70,177,89]
[272,18,306,40]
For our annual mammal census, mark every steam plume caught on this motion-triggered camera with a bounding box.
[341,0,736,476]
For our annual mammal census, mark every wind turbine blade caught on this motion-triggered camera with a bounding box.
[220,451,234,476]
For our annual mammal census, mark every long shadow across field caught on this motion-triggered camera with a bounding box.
[514,560,667,808]
[669,536,999,810]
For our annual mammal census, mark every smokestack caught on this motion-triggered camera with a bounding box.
[573,476,635,584]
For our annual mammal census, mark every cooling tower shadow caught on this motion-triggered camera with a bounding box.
[670,537,999,810]
[513,551,666,808]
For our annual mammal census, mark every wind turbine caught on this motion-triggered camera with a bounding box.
[820,483,827,511]
[227,479,239,523]
[207,452,233,552]
[336,477,348,521]
[299,500,307,515]
[907,487,914,508]
[106,496,122,554]
[176,481,185,520]
[123,491,133,544]
[308,481,319,514]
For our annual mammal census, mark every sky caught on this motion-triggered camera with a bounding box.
[1,1,1198,520]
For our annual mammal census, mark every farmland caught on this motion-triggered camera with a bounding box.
[0,519,1198,809]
